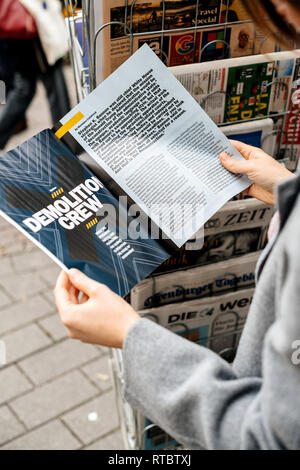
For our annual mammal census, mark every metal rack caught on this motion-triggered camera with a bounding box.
[63,0,300,450]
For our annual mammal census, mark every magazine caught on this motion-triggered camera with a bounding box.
[0,45,250,296]
[65,11,90,100]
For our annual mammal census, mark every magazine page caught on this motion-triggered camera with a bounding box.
[0,129,170,297]
[57,44,251,248]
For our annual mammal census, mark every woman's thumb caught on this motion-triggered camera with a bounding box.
[68,269,99,296]
[219,152,249,174]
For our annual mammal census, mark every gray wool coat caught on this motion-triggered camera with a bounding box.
[122,172,300,450]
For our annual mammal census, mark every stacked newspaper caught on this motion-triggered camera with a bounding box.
[139,287,255,358]
[130,251,260,310]
[127,287,255,449]
[153,198,273,274]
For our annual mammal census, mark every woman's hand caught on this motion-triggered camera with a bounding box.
[220,139,294,205]
[54,269,140,348]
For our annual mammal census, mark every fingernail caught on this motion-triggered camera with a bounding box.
[68,268,79,278]
[220,152,229,160]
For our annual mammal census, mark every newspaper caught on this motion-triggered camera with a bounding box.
[153,198,273,273]
[130,251,259,309]
[170,50,300,125]
[139,287,255,356]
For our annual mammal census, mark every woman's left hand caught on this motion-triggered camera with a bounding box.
[54,269,140,348]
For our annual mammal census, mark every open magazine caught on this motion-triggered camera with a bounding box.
[0,45,250,296]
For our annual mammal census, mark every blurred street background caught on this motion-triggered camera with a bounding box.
[0,65,124,450]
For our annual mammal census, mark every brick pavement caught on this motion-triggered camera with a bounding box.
[0,67,125,450]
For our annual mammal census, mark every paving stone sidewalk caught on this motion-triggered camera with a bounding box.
[0,68,125,450]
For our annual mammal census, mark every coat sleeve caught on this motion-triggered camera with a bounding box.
[122,250,300,451]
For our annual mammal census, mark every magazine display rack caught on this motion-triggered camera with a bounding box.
[64,0,300,449]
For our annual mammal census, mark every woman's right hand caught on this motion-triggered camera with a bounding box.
[219,139,295,205]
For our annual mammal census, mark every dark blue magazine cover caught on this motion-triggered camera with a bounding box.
[0,129,170,297]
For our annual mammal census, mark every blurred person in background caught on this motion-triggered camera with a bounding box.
[0,0,70,150]
[0,37,28,133]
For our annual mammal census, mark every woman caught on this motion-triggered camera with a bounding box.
[54,0,300,450]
